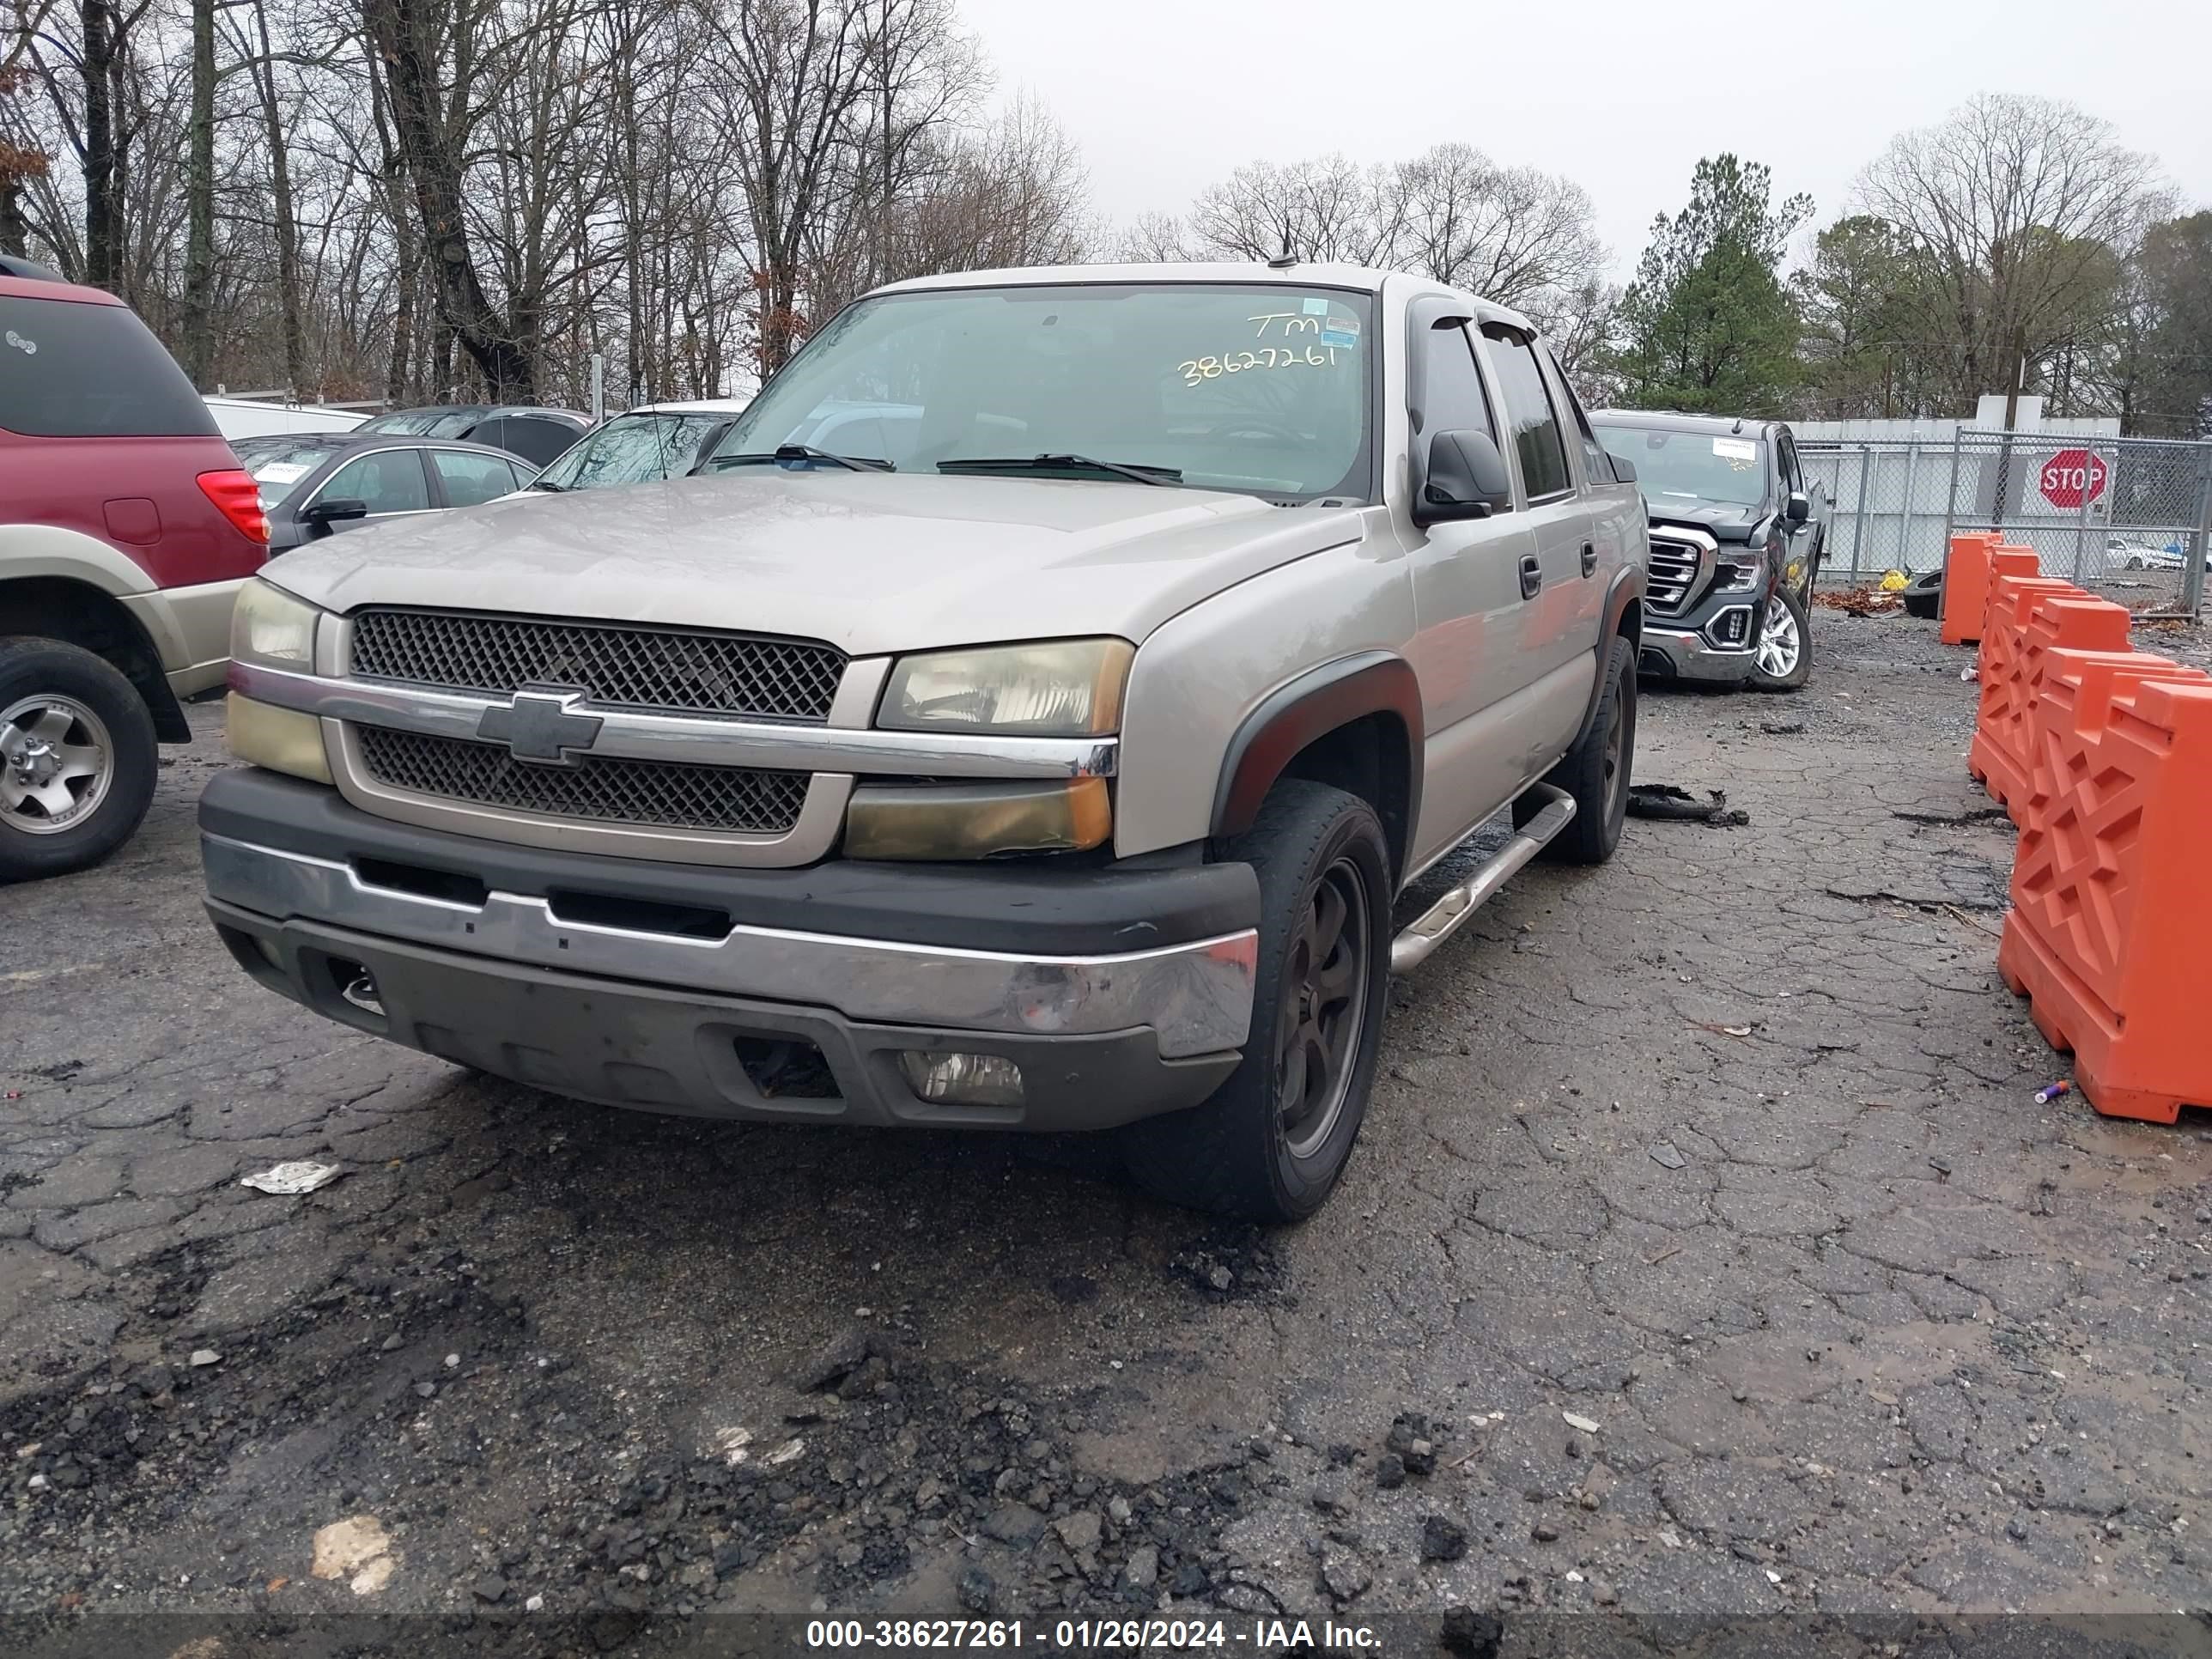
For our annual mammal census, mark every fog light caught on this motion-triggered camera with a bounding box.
[897,1051,1025,1107]
[1709,607,1751,647]
[335,963,384,1016]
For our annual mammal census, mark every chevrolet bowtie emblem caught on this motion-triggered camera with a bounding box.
[476,688,604,765]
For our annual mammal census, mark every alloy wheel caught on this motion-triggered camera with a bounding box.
[1754,596,1801,681]
[1275,856,1371,1161]
[0,695,115,836]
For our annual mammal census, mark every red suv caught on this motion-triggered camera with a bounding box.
[1,264,268,880]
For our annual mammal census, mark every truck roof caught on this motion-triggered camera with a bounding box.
[1590,409,1790,439]
[870,261,1539,336]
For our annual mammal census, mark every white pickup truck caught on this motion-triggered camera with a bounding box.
[200,262,1649,1220]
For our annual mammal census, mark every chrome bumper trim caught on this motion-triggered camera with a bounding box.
[1640,626,1757,684]
[230,661,1117,781]
[203,832,1255,1059]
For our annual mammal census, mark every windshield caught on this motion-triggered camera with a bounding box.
[235,437,346,507]
[533,411,731,490]
[358,410,477,438]
[1595,424,1768,509]
[706,283,1375,501]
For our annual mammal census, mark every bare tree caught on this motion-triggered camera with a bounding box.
[1115,208,1188,264]
[4,0,1071,401]
[708,0,872,373]
[0,51,50,255]
[1187,155,1399,266]
[1854,94,2164,423]
[1171,143,1610,365]
[1392,143,1605,312]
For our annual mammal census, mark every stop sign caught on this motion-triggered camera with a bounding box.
[2039,447,2108,509]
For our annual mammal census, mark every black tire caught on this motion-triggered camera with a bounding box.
[0,637,159,884]
[1902,571,1943,621]
[1751,586,1813,693]
[1121,781,1390,1223]
[1519,634,1633,866]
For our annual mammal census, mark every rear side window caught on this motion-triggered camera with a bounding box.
[1544,349,1613,485]
[431,448,521,507]
[0,295,217,438]
[1479,327,1572,500]
[317,450,430,514]
[492,416,581,466]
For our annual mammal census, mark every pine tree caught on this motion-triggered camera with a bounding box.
[1611,155,1811,414]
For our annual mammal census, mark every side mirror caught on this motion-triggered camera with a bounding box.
[1414,429,1513,526]
[1785,489,1810,525]
[1609,453,1638,485]
[299,497,369,529]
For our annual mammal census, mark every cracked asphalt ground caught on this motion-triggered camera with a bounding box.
[4,611,2210,1651]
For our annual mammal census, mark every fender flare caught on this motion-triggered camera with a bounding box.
[0,522,159,599]
[0,530,189,740]
[1568,565,1645,753]
[1209,651,1424,860]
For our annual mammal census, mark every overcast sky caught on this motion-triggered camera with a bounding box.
[957,0,2212,279]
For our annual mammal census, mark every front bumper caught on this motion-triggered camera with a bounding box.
[199,770,1258,1129]
[1638,620,1758,684]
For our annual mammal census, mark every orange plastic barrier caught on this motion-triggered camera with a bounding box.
[1941,534,2038,646]
[2000,650,2212,1123]
[1939,532,2002,645]
[1967,586,2130,817]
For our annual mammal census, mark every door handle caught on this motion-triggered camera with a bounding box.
[1580,540,1598,577]
[1519,555,1542,600]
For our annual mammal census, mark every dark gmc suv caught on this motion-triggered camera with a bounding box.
[2,265,269,880]
[1591,410,1829,691]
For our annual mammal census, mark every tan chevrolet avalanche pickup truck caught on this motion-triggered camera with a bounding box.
[199,262,1649,1221]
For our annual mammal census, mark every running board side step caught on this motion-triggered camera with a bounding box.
[1389,783,1576,974]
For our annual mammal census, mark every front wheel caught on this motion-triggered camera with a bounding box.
[1121,781,1390,1223]
[0,638,158,883]
[1751,587,1813,692]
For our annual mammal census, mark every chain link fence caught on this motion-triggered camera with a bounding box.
[1800,432,2210,619]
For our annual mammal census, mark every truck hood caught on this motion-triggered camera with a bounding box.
[1646,500,1769,544]
[263,472,1365,656]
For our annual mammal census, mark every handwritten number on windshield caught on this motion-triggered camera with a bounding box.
[1178,345,1342,387]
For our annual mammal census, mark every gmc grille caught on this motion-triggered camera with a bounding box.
[1645,533,1709,617]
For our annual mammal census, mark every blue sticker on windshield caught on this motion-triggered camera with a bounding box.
[1301,297,1329,315]
[1321,328,1357,349]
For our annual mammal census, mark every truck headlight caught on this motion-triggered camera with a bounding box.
[1717,561,1765,593]
[877,638,1133,737]
[231,579,321,668]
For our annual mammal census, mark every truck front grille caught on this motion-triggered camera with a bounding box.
[356,726,809,835]
[349,609,845,723]
[1645,533,1707,617]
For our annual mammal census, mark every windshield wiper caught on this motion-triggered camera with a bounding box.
[938,453,1182,487]
[709,444,895,473]
[530,479,567,492]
